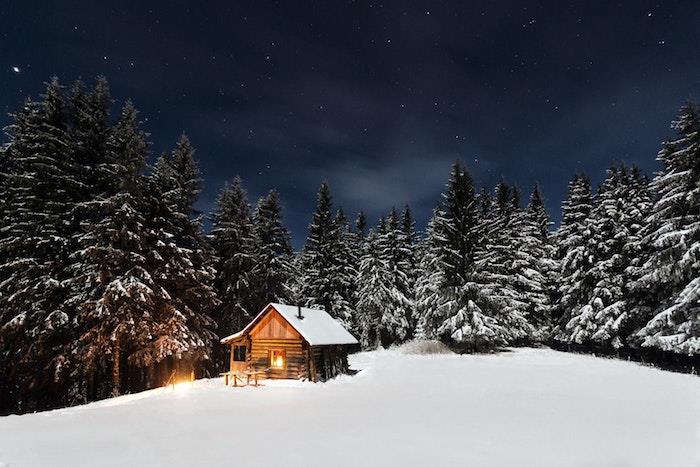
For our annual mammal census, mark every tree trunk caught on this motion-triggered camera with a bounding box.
[112,337,121,397]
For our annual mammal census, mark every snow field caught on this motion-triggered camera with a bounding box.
[0,347,698,467]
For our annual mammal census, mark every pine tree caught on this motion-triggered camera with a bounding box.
[414,210,444,340]
[587,166,651,349]
[552,174,595,342]
[511,185,557,339]
[563,168,622,346]
[419,164,507,349]
[528,183,550,238]
[631,104,700,355]
[143,136,218,376]
[375,208,412,344]
[400,205,418,331]
[65,100,162,399]
[472,182,533,344]
[355,228,392,349]
[210,177,256,334]
[251,190,294,311]
[332,207,359,328]
[0,79,77,411]
[300,183,355,328]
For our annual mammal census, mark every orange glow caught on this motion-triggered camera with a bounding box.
[172,380,192,392]
[274,355,284,368]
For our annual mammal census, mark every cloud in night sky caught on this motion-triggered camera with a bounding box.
[1,1,700,247]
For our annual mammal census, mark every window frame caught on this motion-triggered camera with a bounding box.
[269,349,286,369]
[232,344,247,362]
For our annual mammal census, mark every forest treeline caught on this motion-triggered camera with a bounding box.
[1,78,698,414]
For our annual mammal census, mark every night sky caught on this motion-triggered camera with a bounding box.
[2,1,699,247]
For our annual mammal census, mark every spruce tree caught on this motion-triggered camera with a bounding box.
[0,80,77,411]
[631,104,700,355]
[400,205,418,331]
[472,182,533,343]
[65,100,161,399]
[251,190,294,311]
[143,136,218,376]
[210,177,256,335]
[355,228,392,349]
[590,166,651,349]
[552,174,595,342]
[375,208,412,344]
[511,185,557,339]
[300,183,355,328]
[420,164,507,349]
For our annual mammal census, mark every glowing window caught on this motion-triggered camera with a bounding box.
[270,349,286,369]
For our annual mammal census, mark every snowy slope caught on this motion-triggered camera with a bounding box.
[0,347,698,467]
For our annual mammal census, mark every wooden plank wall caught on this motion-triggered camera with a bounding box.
[250,309,300,340]
[249,338,307,379]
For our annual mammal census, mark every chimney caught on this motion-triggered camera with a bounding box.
[297,305,304,320]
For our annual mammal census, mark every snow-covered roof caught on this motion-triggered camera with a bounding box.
[221,303,359,346]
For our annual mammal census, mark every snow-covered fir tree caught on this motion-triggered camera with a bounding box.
[563,166,652,349]
[629,104,700,355]
[251,190,294,311]
[374,209,412,344]
[355,228,392,349]
[413,210,443,340]
[210,177,257,335]
[0,80,77,411]
[472,182,533,343]
[511,185,557,339]
[418,164,509,350]
[142,136,218,376]
[299,183,355,328]
[552,174,595,342]
[399,205,419,330]
[64,100,164,400]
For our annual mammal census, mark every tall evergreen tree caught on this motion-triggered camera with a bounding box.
[552,174,595,341]
[419,164,507,349]
[472,181,533,343]
[0,80,77,411]
[528,183,550,238]
[251,190,294,311]
[65,100,162,399]
[630,104,700,355]
[355,228,392,349]
[210,177,256,335]
[375,208,412,344]
[300,183,355,328]
[144,136,218,376]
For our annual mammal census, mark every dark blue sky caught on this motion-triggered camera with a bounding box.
[2,1,699,247]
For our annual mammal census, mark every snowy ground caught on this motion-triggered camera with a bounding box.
[0,347,698,467]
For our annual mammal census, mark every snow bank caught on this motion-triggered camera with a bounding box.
[0,348,698,467]
[397,339,453,355]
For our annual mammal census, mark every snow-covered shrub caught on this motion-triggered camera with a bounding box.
[399,339,453,355]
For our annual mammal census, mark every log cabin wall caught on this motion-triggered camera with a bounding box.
[248,309,308,379]
[310,345,350,381]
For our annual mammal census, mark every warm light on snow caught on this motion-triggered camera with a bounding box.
[169,380,193,393]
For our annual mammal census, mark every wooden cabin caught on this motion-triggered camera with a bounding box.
[220,303,359,382]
